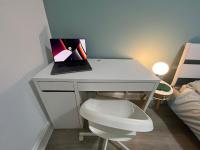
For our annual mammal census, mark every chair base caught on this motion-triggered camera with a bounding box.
[103,139,130,150]
[116,141,130,150]
[79,132,96,141]
[79,132,130,150]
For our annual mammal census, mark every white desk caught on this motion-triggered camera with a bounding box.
[33,59,159,129]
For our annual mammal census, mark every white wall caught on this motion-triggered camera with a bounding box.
[0,0,51,150]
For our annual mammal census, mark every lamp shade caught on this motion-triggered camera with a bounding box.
[152,62,169,76]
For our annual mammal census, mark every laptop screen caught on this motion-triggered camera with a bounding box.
[50,39,87,62]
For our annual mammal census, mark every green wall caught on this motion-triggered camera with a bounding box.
[43,0,200,68]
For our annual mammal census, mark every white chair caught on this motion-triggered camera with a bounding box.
[80,98,153,150]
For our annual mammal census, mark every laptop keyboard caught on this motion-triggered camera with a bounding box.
[56,61,87,68]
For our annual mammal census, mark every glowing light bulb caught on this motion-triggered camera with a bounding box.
[152,62,169,76]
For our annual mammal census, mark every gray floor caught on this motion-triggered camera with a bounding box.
[46,104,200,150]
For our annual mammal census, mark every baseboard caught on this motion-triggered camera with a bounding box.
[32,122,53,150]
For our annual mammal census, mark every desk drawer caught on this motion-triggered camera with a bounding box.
[38,81,74,91]
[77,82,155,91]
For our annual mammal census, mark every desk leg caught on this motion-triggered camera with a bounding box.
[143,92,153,112]
[143,82,160,112]
[74,81,83,128]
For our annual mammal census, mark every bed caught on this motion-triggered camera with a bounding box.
[168,43,200,140]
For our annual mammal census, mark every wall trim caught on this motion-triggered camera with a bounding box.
[32,122,53,150]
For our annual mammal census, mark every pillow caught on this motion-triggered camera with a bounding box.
[188,80,200,94]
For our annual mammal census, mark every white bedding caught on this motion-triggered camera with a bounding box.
[168,81,200,140]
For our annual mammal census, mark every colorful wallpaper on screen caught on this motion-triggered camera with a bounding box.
[50,39,87,62]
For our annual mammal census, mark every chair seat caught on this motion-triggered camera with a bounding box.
[89,121,136,141]
[80,98,153,132]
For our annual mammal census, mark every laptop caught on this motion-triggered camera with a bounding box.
[50,38,92,75]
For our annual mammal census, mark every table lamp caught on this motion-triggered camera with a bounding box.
[152,62,169,78]
[152,62,172,110]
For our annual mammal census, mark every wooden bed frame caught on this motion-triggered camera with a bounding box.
[171,43,200,87]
